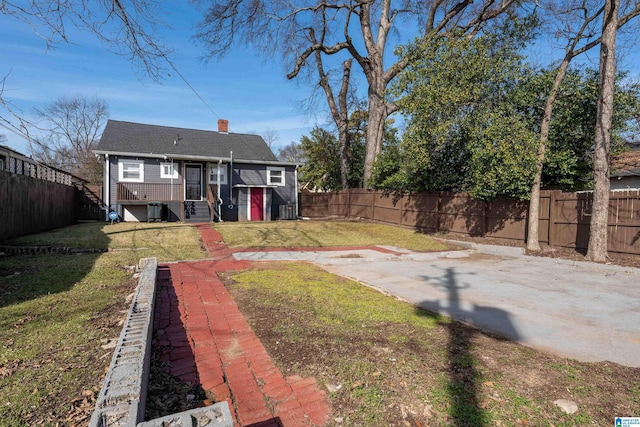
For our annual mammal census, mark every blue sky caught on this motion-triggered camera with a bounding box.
[0,2,327,155]
[1,4,639,157]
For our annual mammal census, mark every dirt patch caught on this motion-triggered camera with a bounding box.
[436,233,640,268]
[221,338,243,358]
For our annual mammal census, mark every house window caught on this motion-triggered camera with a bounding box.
[160,162,178,179]
[0,155,5,171]
[209,164,228,184]
[267,167,285,186]
[118,159,144,182]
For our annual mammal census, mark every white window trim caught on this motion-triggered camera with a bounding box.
[267,166,285,186]
[209,163,228,185]
[160,162,178,179]
[118,159,144,183]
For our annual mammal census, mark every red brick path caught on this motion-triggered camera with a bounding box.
[153,224,332,427]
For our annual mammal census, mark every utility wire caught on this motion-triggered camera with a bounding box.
[164,58,220,122]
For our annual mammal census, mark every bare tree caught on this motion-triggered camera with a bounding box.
[1,0,171,80]
[194,0,519,186]
[315,47,353,189]
[32,95,109,183]
[587,0,620,261]
[277,142,305,163]
[1,1,171,148]
[526,0,640,251]
[262,129,280,151]
[0,71,46,143]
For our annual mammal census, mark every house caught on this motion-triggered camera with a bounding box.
[93,119,299,222]
[610,149,640,191]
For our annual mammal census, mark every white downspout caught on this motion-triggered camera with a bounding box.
[229,151,233,202]
[104,154,110,221]
[295,164,299,218]
[170,158,174,201]
[217,160,223,222]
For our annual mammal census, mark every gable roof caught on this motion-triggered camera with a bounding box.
[95,120,278,162]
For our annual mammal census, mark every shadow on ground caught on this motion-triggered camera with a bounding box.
[417,267,520,426]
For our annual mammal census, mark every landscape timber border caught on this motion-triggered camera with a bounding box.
[88,256,233,427]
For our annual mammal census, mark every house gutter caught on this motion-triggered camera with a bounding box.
[164,153,298,167]
[93,150,167,159]
[93,150,299,167]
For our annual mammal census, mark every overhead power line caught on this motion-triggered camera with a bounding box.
[164,58,221,123]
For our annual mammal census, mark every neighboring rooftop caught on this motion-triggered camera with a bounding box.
[611,149,640,177]
[95,120,278,162]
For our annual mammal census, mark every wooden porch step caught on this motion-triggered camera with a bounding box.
[184,201,210,222]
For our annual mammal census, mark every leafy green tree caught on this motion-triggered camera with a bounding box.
[298,127,341,191]
[525,0,640,251]
[299,109,395,190]
[374,31,640,200]
[377,31,539,200]
[539,69,640,190]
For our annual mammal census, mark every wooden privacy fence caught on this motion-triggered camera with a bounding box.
[0,170,78,241]
[299,189,640,255]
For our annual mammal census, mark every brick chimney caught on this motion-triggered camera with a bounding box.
[218,119,229,133]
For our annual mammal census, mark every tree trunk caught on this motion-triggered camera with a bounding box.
[527,59,571,251]
[313,45,353,189]
[363,90,387,186]
[587,0,618,262]
[338,122,350,189]
[338,60,352,189]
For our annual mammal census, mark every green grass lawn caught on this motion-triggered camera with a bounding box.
[0,222,207,426]
[214,220,451,251]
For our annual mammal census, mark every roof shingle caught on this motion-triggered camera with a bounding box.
[95,120,278,162]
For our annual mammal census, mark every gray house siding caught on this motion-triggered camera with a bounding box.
[611,175,640,190]
[96,120,298,222]
[108,156,185,220]
[229,163,297,220]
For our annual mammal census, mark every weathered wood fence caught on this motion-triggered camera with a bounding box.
[0,170,79,241]
[299,189,640,255]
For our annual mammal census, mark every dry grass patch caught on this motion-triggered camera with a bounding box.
[215,220,450,251]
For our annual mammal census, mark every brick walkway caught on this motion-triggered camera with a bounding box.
[153,224,332,427]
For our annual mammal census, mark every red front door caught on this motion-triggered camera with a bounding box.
[250,187,264,221]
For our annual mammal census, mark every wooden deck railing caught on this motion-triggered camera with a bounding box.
[117,183,183,202]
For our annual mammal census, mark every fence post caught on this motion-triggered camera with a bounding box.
[436,192,442,233]
[482,200,487,237]
[548,190,557,247]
